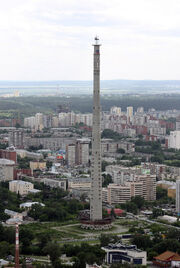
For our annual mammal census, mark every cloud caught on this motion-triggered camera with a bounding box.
[0,0,180,80]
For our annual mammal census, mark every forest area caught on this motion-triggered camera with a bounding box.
[1,94,180,118]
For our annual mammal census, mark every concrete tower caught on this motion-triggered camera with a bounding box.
[176,180,180,216]
[90,37,102,221]
[15,223,19,268]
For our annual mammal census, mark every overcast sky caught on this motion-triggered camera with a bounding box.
[1,0,180,81]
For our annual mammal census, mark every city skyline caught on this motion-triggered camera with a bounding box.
[1,0,180,81]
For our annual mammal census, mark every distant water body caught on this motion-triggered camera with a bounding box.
[0,80,180,95]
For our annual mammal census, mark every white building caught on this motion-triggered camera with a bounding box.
[35,113,43,131]
[102,182,143,204]
[110,106,121,115]
[9,180,34,195]
[137,107,144,114]
[127,106,133,121]
[20,202,45,209]
[169,131,180,150]
[43,178,67,191]
[102,243,147,265]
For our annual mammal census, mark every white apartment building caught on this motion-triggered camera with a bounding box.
[127,106,133,121]
[176,180,180,216]
[169,130,180,150]
[58,112,92,127]
[137,107,144,114]
[106,184,131,204]
[24,113,50,130]
[75,113,92,126]
[9,130,24,148]
[52,116,59,128]
[102,182,143,204]
[149,127,166,136]
[9,180,34,195]
[110,106,121,115]
[35,113,43,131]
[24,116,35,129]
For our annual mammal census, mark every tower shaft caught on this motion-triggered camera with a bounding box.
[15,224,19,268]
[90,38,102,221]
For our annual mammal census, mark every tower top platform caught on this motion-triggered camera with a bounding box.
[93,36,101,46]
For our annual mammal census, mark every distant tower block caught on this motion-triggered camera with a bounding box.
[90,37,102,221]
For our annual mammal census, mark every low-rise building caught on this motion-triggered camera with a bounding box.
[20,202,45,210]
[157,180,175,190]
[30,161,46,171]
[43,178,67,191]
[16,149,43,160]
[9,180,34,195]
[68,181,91,198]
[4,209,23,225]
[102,243,147,265]
[153,251,180,267]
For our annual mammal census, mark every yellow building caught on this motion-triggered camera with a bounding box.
[168,187,176,199]
[30,161,46,171]
[157,180,175,190]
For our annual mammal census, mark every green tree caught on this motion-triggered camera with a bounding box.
[152,208,164,218]
[43,242,61,267]
[102,174,113,187]
[131,196,145,209]
[132,234,152,250]
[156,187,167,200]
[99,234,111,247]
[117,148,125,154]
[0,241,14,258]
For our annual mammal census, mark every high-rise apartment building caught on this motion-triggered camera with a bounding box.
[66,139,90,166]
[137,107,144,114]
[43,115,52,129]
[35,113,43,131]
[169,131,180,150]
[136,174,156,201]
[102,182,143,204]
[9,130,24,149]
[110,106,121,115]
[76,139,90,166]
[66,144,76,167]
[127,106,133,121]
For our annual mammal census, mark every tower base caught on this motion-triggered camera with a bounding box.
[80,219,112,230]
